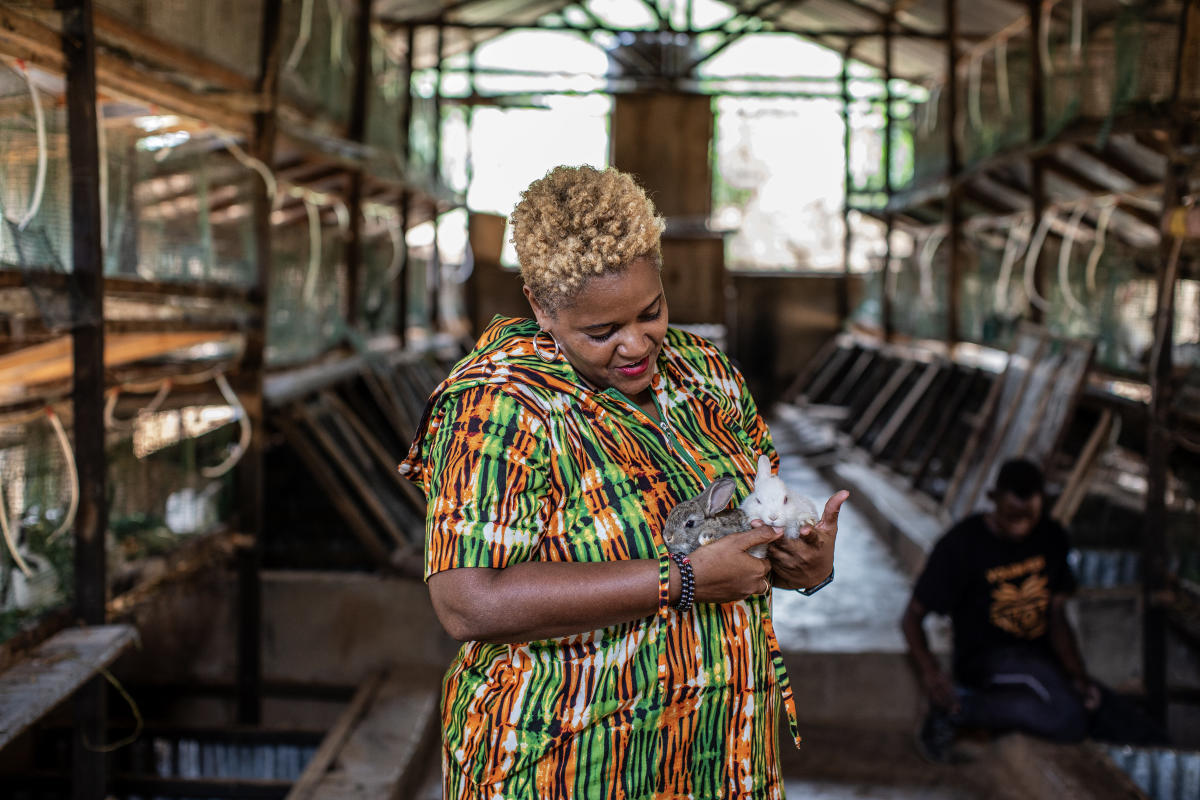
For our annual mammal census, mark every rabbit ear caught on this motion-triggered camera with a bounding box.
[756,455,773,481]
[701,477,737,516]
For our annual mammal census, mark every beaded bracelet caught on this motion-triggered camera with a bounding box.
[669,552,695,612]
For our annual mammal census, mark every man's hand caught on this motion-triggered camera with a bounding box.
[764,490,849,591]
[921,664,961,713]
[1073,676,1102,711]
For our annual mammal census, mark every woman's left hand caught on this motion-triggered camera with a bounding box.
[763,490,849,591]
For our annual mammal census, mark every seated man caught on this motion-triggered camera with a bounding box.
[901,458,1163,762]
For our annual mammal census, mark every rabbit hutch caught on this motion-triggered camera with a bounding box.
[0,0,1197,799]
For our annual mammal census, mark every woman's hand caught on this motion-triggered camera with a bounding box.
[687,526,782,603]
[764,490,849,591]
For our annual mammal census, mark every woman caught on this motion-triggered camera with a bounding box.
[401,165,847,799]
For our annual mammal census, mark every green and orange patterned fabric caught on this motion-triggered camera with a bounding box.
[401,316,801,800]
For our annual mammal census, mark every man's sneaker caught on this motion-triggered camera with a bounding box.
[915,709,958,764]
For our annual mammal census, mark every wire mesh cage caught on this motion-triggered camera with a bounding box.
[357,206,404,337]
[95,0,265,81]
[266,208,348,366]
[365,35,409,182]
[103,121,262,287]
[0,410,75,633]
[890,232,953,341]
[0,64,74,287]
[279,0,358,129]
[904,0,1192,189]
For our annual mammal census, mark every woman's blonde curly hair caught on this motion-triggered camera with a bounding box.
[510,165,665,313]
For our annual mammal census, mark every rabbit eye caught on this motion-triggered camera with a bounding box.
[783,497,789,504]
[685,519,696,528]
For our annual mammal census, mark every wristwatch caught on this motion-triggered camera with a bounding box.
[796,566,834,596]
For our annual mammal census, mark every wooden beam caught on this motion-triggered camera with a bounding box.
[286,672,388,800]
[344,0,373,329]
[0,626,138,752]
[0,332,237,392]
[1028,0,1046,325]
[944,0,961,345]
[62,0,106,634]
[397,24,416,346]
[1143,119,1189,725]
[840,44,853,323]
[277,416,395,568]
[235,0,284,729]
[883,14,894,341]
[0,5,256,133]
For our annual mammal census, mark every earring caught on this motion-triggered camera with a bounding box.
[533,328,560,363]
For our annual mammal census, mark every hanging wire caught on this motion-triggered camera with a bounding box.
[996,37,1012,118]
[0,481,33,578]
[81,663,144,753]
[918,229,945,308]
[300,196,323,306]
[284,0,314,73]
[1023,211,1054,312]
[218,134,277,203]
[921,82,941,136]
[327,0,346,70]
[12,61,48,232]
[449,239,475,285]
[103,380,172,430]
[995,215,1032,313]
[1085,201,1117,294]
[200,373,250,478]
[373,205,404,285]
[1040,4,1055,77]
[1070,0,1084,65]
[968,54,983,130]
[44,407,79,545]
[1058,204,1089,318]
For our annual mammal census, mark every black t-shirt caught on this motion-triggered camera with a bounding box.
[913,513,1077,686]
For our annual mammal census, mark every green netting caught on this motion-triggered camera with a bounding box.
[902,0,1189,190]
[357,209,404,337]
[408,92,440,192]
[0,414,75,632]
[0,402,242,639]
[95,0,265,80]
[279,0,357,127]
[0,65,73,277]
[889,234,952,342]
[266,212,348,366]
[365,36,409,182]
[103,124,261,286]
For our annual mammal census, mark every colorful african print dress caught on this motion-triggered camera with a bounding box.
[401,317,801,800]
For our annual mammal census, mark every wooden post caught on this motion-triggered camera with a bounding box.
[1028,0,1047,325]
[839,45,853,322]
[344,0,374,329]
[428,21,445,333]
[60,0,106,795]
[882,15,894,341]
[236,0,284,726]
[945,0,961,346]
[397,24,415,346]
[1143,117,1189,726]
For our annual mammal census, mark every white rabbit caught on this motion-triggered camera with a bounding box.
[740,455,819,540]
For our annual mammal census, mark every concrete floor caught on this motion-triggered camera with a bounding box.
[783,780,973,800]
[768,441,917,655]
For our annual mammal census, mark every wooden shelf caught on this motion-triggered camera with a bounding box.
[0,624,139,751]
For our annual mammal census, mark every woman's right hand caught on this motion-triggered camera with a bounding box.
[688,526,782,603]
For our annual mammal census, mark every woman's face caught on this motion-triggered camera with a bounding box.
[526,255,669,401]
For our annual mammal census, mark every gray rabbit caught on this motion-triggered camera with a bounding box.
[663,477,764,557]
